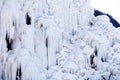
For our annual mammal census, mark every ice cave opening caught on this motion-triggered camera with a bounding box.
[5,34,13,51]
[16,66,22,80]
[25,13,31,25]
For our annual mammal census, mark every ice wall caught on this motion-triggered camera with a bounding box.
[0,0,120,80]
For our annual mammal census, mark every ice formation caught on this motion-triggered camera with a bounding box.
[0,0,120,80]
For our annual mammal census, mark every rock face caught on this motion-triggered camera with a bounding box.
[0,0,120,80]
[94,9,120,28]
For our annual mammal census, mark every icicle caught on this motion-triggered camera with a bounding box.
[0,0,120,80]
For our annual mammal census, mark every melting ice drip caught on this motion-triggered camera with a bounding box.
[0,0,120,80]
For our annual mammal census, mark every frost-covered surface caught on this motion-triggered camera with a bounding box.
[0,0,120,80]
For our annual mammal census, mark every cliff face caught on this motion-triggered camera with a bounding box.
[0,0,120,80]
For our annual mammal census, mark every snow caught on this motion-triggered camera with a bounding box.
[0,0,120,80]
